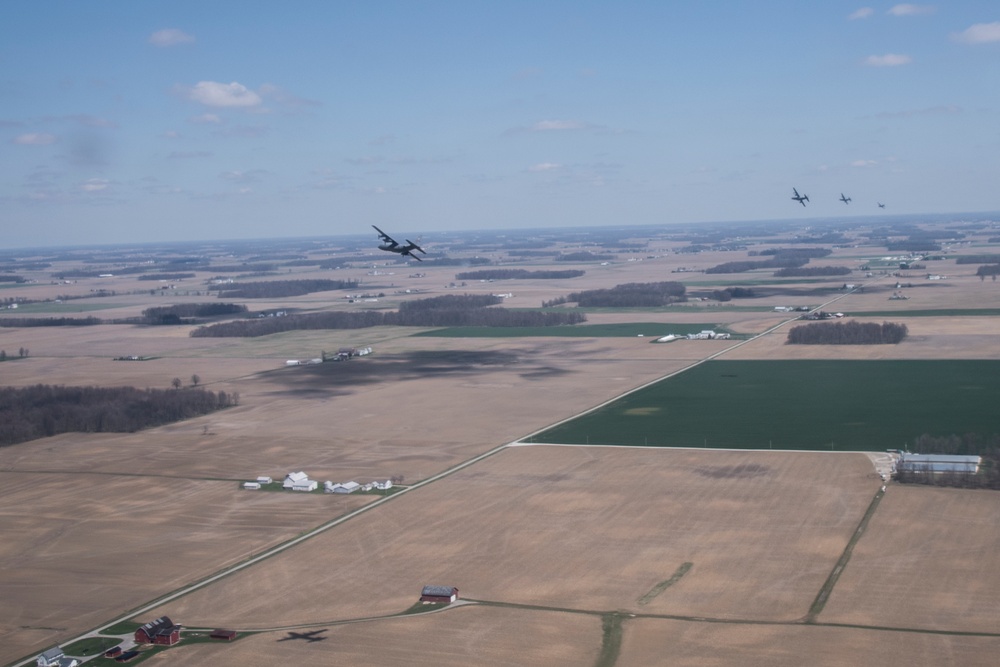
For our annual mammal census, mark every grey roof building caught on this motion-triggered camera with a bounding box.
[897,453,981,474]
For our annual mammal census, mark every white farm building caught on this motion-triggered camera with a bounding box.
[283,471,309,489]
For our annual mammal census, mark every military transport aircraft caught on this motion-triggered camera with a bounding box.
[878,202,886,209]
[278,629,328,643]
[791,188,809,206]
[840,193,852,204]
[372,225,426,261]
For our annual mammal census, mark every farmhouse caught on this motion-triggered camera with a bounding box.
[36,648,63,667]
[420,585,459,603]
[896,453,981,474]
[135,615,181,645]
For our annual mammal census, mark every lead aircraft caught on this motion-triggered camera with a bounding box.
[791,188,809,206]
[372,225,426,261]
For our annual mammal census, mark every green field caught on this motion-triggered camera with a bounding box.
[413,323,732,338]
[530,360,1000,451]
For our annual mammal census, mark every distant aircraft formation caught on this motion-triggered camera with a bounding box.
[791,188,885,210]
[372,225,426,261]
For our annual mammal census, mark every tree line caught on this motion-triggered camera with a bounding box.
[544,281,687,308]
[786,320,908,345]
[705,256,809,274]
[0,316,102,327]
[191,293,585,337]
[0,384,238,448]
[140,303,248,324]
[751,247,832,258]
[454,269,585,280]
[214,279,358,298]
[710,287,756,301]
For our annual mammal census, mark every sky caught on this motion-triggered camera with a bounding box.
[2,1,999,248]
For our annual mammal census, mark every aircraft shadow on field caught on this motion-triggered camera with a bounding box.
[261,349,573,398]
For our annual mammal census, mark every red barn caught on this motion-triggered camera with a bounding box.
[210,629,238,641]
[134,616,181,645]
[420,585,459,603]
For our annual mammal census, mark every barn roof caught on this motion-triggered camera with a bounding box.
[138,616,176,637]
[421,585,457,597]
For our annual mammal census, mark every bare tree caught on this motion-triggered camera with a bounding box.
[171,377,182,390]
[191,374,201,387]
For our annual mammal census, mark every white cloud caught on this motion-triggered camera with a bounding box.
[864,53,912,67]
[13,133,57,145]
[952,22,1000,44]
[887,4,934,16]
[80,178,110,192]
[186,81,262,108]
[528,162,561,172]
[849,7,874,20]
[852,159,877,167]
[149,29,195,47]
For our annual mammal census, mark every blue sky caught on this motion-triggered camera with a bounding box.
[2,1,998,247]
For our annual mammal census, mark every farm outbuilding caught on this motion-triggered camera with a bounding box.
[242,482,261,490]
[36,648,63,667]
[896,453,981,474]
[283,471,309,488]
[420,585,459,603]
[292,479,318,492]
[210,629,238,641]
[135,615,181,645]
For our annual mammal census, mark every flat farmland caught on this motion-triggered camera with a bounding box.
[142,446,877,628]
[821,485,1000,633]
[144,605,601,667]
[0,472,371,665]
[617,618,1000,667]
[0,335,698,481]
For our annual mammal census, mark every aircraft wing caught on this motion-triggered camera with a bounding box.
[372,225,397,245]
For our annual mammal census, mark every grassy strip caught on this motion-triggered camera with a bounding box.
[595,613,625,667]
[637,562,694,606]
[60,636,121,656]
[806,486,885,623]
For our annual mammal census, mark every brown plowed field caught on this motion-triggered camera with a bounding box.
[618,617,1000,667]
[821,485,1000,633]
[143,605,601,667]
[143,446,877,628]
[0,472,371,664]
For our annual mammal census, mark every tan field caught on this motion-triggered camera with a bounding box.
[618,617,1000,667]
[143,446,878,628]
[143,605,601,667]
[821,485,1000,633]
[2,224,1000,666]
[0,472,372,662]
